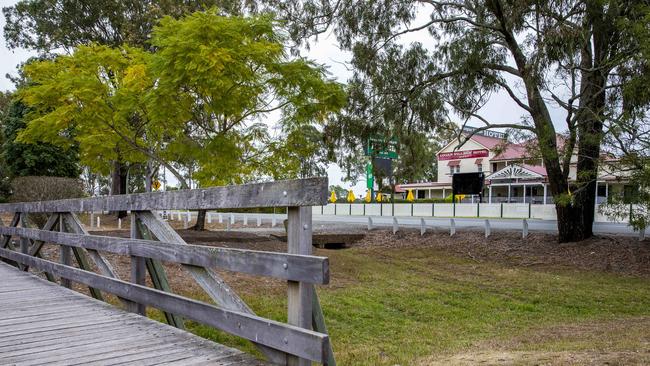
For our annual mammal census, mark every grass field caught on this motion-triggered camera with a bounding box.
[148,242,650,365]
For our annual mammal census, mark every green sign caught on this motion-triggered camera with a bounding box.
[365,136,398,159]
[366,162,374,189]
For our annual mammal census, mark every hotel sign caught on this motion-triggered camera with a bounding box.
[438,149,489,161]
[462,126,507,140]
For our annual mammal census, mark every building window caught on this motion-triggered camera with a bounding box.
[492,163,497,172]
[417,190,426,199]
[477,164,483,172]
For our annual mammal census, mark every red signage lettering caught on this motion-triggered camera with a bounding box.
[438,149,489,161]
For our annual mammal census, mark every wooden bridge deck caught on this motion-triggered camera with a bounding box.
[0,262,266,366]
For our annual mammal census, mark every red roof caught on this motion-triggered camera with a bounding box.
[468,134,506,150]
[491,143,528,161]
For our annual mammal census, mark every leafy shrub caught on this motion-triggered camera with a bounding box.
[10,176,86,227]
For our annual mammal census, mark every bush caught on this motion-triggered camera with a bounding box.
[10,176,86,203]
[10,176,86,227]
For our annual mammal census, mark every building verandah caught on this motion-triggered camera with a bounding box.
[400,164,621,204]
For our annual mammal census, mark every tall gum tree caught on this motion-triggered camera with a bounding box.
[261,0,650,242]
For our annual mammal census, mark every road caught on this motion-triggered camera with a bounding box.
[169,211,642,237]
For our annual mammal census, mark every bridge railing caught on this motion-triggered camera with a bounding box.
[0,177,334,366]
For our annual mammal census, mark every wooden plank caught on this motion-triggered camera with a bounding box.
[25,213,59,257]
[136,213,184,329]
[59,214,72,288]
[0,177,328,213]
[19,212,29,271]
[0,213,19,250]
[0,225,329,284]
[0,249,328,363]
[62,213,120,278]
[137,211,288,364]
[312,289,336,366]
[129,214,147,315]
[287,206,314,366]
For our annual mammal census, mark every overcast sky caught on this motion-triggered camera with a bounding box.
[0,0,568,196]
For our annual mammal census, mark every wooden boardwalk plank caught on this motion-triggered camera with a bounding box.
[0,262,266,366]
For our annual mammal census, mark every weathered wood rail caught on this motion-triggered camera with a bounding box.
[0,177,335,365]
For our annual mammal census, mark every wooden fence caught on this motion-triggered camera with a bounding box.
[0,177,334,365]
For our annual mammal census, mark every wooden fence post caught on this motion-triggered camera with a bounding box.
[367,217,373,231]
[287,206,313,366]
[257,215,262,227]
[219,213,223,223]
[243,215,248,226]
[60,214,71,288]
[484,219,491,238]
[392,217,398,234]
[129,214,146,316]
[118,218,122,230]
[208,212,212,224]
[19,213,29,271]
[450,218,456,236]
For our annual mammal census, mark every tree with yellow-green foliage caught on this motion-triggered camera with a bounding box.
[17,9,346,228]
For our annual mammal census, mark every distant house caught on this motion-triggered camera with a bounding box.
[397,127,630,204]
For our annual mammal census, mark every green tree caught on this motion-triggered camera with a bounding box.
[2,0,251,52]
[2,99,80,178]
[17,10,346,229]
[264,0,650,242]
[3,0,255,200]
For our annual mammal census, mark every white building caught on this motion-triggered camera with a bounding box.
[398,128,630,204]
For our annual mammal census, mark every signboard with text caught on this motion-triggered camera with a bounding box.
[462,126,507,140]
[438,149,489,161]
[365,136,398,159]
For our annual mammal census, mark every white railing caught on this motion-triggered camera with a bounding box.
[313,203,633,223]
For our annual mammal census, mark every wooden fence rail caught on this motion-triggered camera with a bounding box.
[0,177,335,366]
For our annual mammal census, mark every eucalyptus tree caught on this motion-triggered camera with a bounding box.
[263,0,650,242]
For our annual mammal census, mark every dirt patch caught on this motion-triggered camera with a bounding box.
[422,350,650,365]
[420,317,650,365]
[354,229,650,277]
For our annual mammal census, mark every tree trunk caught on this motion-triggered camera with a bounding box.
[193,209,206,231]
[118,164,128,219]
[110,160,128,219]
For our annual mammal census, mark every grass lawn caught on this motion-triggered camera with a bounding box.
[148,244,650,365]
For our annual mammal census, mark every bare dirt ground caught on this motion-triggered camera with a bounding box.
[356,228,650,277]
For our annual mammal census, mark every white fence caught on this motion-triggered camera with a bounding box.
[313,203,631,223]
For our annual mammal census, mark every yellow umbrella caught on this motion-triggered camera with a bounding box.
[329,191,337,203]
[347,190,355,203]
[365,190,372,203]
[406,189,415,202]
[376,192,383,202]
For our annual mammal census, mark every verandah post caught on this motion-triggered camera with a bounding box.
[287,206,313,366]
